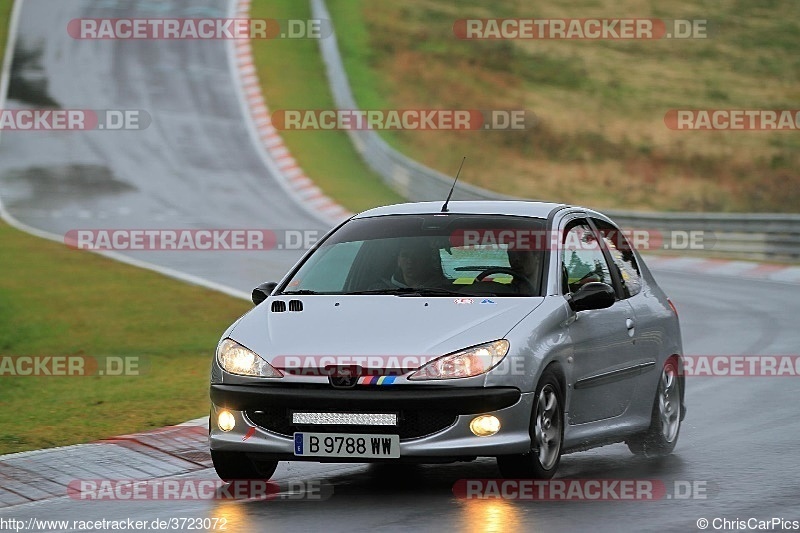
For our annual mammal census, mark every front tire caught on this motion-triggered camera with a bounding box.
[497,366,564,479]
[627,357,682,457]
[211,450,278,481]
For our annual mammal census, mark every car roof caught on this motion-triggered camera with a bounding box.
[353,201,568,220]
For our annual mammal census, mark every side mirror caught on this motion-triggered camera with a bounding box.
[252,281,278,306]
[568,282,616,312]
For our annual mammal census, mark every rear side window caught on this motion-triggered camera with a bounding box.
[592,219,642,298]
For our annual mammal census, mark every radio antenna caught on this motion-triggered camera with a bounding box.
[441,156,466,213]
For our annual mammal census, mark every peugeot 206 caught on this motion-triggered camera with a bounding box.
[209,201,686,480]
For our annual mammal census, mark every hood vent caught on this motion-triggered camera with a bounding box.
[271,300,287,313]
[288,300,304,312]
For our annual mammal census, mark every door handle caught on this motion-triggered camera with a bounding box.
[626,318,635,330]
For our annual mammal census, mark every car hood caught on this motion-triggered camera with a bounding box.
[229,296,543,364]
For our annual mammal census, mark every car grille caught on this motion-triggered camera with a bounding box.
[245,408,458,441]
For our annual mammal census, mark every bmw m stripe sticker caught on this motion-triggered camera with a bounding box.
[358,375,397,385]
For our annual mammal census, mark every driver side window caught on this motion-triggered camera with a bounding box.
[562,222,613,294]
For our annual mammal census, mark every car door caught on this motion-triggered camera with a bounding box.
[561,218,640,424]
[590,217,660,391]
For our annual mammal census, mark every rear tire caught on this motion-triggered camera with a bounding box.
[627,357,682,458]
[497,366,564,479]
[211,450,278,481]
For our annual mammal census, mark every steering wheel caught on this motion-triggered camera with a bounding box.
[475,267,536,292]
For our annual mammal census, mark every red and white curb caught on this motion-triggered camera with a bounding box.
[0,419,209,509]
[232,0,352,226]
[644,255,800,284]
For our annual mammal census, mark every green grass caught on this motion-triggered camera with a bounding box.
[0,0,247,455]
[0,222,250,454]
[322,0,800,213]
[249,0,403,212]
[0,0,13,65]
[324,0,401,148]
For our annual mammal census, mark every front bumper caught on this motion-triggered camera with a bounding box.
[209,384,534,459]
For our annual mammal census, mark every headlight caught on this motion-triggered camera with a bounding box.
[408,340,510,380]
[216,339,283,378]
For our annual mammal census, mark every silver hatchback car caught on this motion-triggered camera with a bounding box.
[209,201,686,480]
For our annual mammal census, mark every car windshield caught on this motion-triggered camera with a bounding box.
[280,214,547,296]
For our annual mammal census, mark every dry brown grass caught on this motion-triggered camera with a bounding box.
[331,0,800,212]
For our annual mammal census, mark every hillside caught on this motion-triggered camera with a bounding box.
[328,0,800,213]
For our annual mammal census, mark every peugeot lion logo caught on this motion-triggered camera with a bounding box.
[327,365,361,389]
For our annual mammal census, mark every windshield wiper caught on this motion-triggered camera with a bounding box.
[345,287,475,297]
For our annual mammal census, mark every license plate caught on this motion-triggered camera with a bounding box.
[293,432,400,459]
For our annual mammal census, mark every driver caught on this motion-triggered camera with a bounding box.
[392,242,446,288]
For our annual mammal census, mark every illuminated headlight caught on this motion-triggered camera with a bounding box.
[408,340,510,380]
[216,339,283,378]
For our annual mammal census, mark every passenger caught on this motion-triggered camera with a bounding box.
[507,249,541,295]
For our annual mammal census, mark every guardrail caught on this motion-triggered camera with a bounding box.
[311,0,800,262]
[603,211,800,261]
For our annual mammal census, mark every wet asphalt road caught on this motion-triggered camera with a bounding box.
[2,1,800,532]
[0,0,327,293]
[1,271,799,533]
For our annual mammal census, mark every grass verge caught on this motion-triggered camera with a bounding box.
[0,221,250,454]
[249,0,403,212]
[325,0,800,213]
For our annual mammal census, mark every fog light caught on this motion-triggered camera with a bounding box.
[218,410,236,432]
[470,415,500,437]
